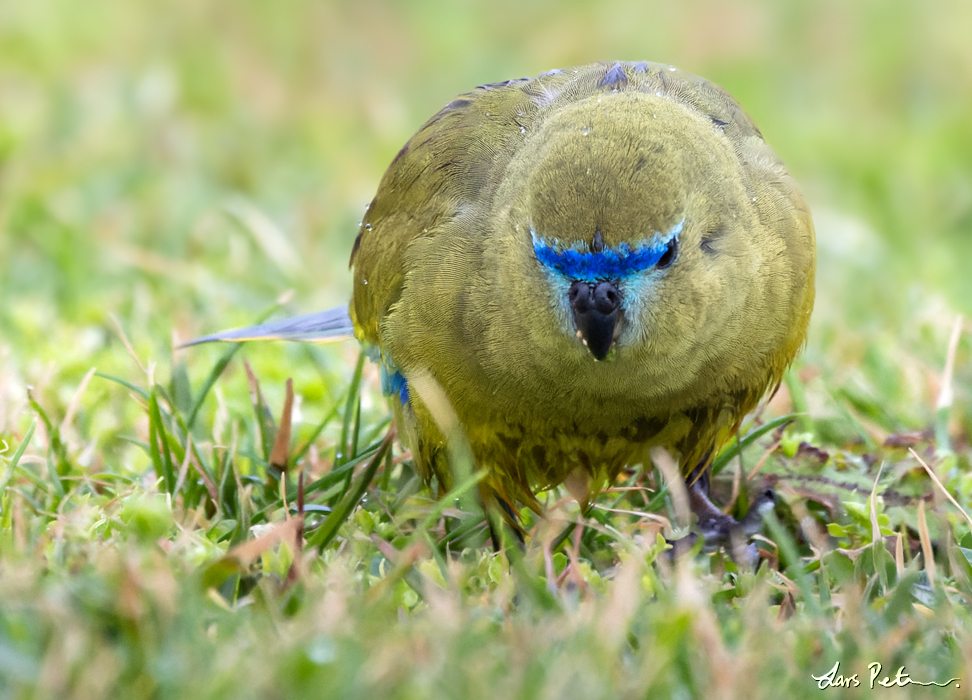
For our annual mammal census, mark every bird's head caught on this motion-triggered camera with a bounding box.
[509,90,741,362]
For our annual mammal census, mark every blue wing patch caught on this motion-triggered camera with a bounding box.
[371,345,409,405]
[383,368,410,405]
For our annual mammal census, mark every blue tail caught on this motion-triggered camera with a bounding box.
[183,307,354,346]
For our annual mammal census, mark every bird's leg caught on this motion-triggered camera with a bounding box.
[487,495,526,551]
[680,472,776,565]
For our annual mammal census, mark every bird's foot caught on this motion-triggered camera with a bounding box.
[668,481,777,568]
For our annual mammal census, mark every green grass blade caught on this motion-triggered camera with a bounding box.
[186,343,242,429]
[94,372,151,400]
[305,431,393,551]
[337,352,366,465]
[1,420,36,494]
[148,388,177,494]
[711,414,796,475]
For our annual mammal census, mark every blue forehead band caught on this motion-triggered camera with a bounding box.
[532,219,683,281]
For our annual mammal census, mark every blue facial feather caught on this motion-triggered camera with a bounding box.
[532,220,683,281]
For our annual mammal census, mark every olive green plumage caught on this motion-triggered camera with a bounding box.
[348,61,815,512]
[188,61,815,527]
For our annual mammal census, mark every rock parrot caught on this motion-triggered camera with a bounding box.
[188,61,816,551]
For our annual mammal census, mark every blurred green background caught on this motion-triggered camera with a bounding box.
[2,1,972,696]
[3,0,970,331]
[4,0,971,455]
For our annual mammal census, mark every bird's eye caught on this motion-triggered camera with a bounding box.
[656,236,678,269]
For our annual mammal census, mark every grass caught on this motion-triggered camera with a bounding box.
[2,0,972,697]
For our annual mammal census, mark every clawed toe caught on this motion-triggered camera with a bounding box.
[666,483,777,567]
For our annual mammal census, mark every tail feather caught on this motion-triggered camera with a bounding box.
[182,307,354,347]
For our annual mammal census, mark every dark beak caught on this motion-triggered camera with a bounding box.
[568,280,621,361]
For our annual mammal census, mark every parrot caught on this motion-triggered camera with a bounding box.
[187,61,816,552]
